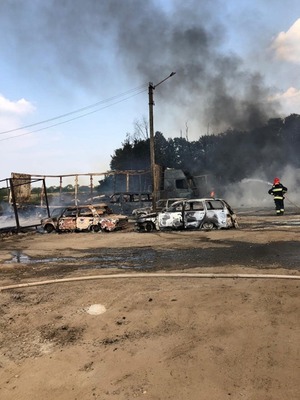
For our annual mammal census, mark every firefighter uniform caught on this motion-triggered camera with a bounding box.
[268,178,288,215]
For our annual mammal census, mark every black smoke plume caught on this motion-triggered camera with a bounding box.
[0,0,280,134]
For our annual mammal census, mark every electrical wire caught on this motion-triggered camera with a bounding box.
[0,84,147,135]
[0,84,148,141]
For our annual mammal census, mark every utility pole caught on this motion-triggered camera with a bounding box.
[148,72,176,211]
[148,82,155,210]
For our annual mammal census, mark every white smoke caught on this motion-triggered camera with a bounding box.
[223,165,300,209]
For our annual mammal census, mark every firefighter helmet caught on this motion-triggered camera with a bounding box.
[273,177,280,185]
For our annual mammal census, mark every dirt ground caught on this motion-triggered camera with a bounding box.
[0,209,300,400]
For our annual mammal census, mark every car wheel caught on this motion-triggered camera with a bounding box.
[233,219,239,228]
[90,224,101,232]
[143,222,155,232]
[44,224,54,233]
[201,222,216,231]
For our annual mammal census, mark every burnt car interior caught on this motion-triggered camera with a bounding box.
[62,208,77,217]
[184,201,204,211]
[205,200,224,210]
[78,207,94,217]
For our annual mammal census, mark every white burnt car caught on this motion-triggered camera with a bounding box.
[41,204,128,233]
[135,198,238,232]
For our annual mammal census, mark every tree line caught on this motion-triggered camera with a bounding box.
[110,114,300,185]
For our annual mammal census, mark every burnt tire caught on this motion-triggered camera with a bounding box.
[143,221,155,232]
[233,219,239,229]
[90,224,101,232]
[44,224,55,233]
[201,222,216,231]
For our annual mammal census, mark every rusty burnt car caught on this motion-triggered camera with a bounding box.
[41,204,128,233]
[135,198,238,232]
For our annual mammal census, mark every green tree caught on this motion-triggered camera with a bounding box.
[110,138,150,170]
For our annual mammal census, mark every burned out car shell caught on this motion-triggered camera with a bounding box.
[135,198,238,232]
[109,192,152,215]
[41,204,128,233]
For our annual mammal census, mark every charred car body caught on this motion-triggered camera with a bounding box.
[41,204,128,233]
[108,192,152,215]
[135,198,238,232]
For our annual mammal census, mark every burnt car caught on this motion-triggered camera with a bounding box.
[41,204,128,233]
[108,192,152,215]
[135,198,238,232]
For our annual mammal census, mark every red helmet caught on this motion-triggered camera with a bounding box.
[273,177,280,185]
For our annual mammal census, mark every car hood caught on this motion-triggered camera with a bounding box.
[137,212,158,221]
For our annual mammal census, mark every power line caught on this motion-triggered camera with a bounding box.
[0,89,147,142]
[0,84,148,137]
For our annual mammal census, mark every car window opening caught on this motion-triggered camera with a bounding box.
[206,200,223,210]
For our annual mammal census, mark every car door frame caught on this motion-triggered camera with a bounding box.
[57,207,77,231]
[183,200,206,229]
[157,200,184,229]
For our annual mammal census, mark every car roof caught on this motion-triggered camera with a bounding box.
[159,197,186,201]
[187,198,224,201]
[170,198,225,205]
[63,204,100,210]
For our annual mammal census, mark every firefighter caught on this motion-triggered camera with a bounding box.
[268,177,288,215]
